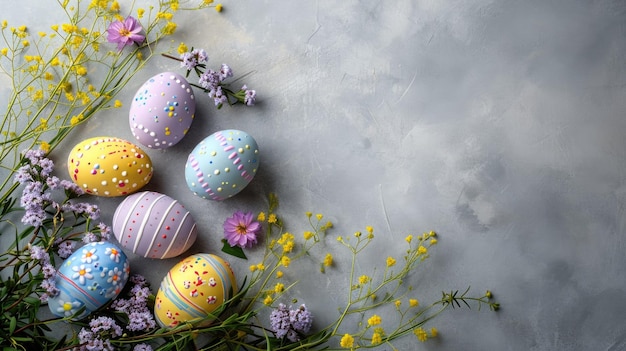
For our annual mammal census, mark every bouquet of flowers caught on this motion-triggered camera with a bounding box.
[0,1,499,350]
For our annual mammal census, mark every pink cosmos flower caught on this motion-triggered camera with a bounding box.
[107,16,145,50]
[223,211,262,248]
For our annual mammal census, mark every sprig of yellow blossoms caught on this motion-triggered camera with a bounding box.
[0,0,217,205]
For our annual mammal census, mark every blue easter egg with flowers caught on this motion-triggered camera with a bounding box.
[47,241,129,320]
[185,129,260,201]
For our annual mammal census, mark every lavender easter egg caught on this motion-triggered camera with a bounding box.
[47,241,130,320]
[129,72,196,149]
[185,130,260,201]
[67,137,153,197]
[112,191,198,259]
[154,254,237,328]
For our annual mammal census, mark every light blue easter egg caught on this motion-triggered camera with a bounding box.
[184,130,260,201]
[47,241,129,320]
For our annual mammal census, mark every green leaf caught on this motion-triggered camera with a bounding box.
[221,239,247,259]
[9,316,16,334]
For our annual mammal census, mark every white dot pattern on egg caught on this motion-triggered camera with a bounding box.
[129,72,195,149]
[112,191,198,259]
[67,136,153,197]
[185,130,260,201]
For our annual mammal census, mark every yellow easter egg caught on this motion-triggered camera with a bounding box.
[154,254,237,328]
[67,136,153,197]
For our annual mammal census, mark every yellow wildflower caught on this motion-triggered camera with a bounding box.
[409,298,419,307]
[303,231,314,240]
[256,263,265,271]
[429,230,437,237]
[305,211,312,218]
[315,213,323,221]
[430,327,438,337]
[257,211,266,222]
[171,1,179,11]
[22,40,29,47]
[110,1,120,11]
[323,253,333,267]
[485,290,493,299]
[339,334,354,348]
[38,31,47,37]
[275,270,283,278]
[354,231,362,238]
[75,65,87,76]
[157,12,174,20]
[371,331,382,345]
[162,22,177,35]
[418,245,428,255]
[114,100,123,108]
[268,213,277,224]
[277,232,294,245]
[358,275,370,285]
[50,57,61,66]
[203,0,214,4]
[70,116,81,126]
[43,72,54,80]
[137,8,145,18]
[1,20,7,29]
[39,141,50,154]
[394,299,401,308]
[177,42,188,54]
[263,295,273,305]
[414,327,428,342]
[386,256,396,267]
[430,238,438,245]
[18,25,27,32]
[51,24,59,32]
[37,118,48,131]
[366,226,374,234]
[249,265,257,272]
[274,283,284,293]
[405,234,413,244]
[1,48,8,56]
[367,314,381,326]
[280,256,290,267]
[282,240,294,253]
[136,52,143,61]
[215,3,223,12]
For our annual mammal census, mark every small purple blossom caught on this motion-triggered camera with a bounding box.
[89,316,123,337]
[180,48,208,71]
[219,63,233,79]
[243,86,257,106]
[107,16,145,50]
[127,311,156,331]
[133,344,153,351]
[57,240,75,259]
[42,263,56,278]
[270,303,313,342]
[270,303,291,339]
[29,245,48,261]
[223,211,262,248]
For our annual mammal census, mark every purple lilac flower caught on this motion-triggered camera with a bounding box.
[243,86,257,106]
[270,303,313,342]
[37,157,54,177]
[129,274,147,286]
[60,179,84,195]
[107,16,145,50]
[89,316,123,337]
[57,240,75,259]
[133,344,153,351]
[42,263,56,278]
[289,304,313,334]
[198,69,221,90]
[180,52,198,70]
[14,165,33,184]
[209,86,228,107]
[23,149,45,163]
[29,245,48,261]
[127,311,156,331]
[270,303,291,339]
[219,63,233,80]
[82,232,99,244]
[223,211,262,248]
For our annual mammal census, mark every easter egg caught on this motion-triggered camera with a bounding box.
[185,130,260,201]
[154,254,237,328]
[47,241,129,320]
[67,136,153,197]
[112,191,198,259]
[129,72,196,149]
